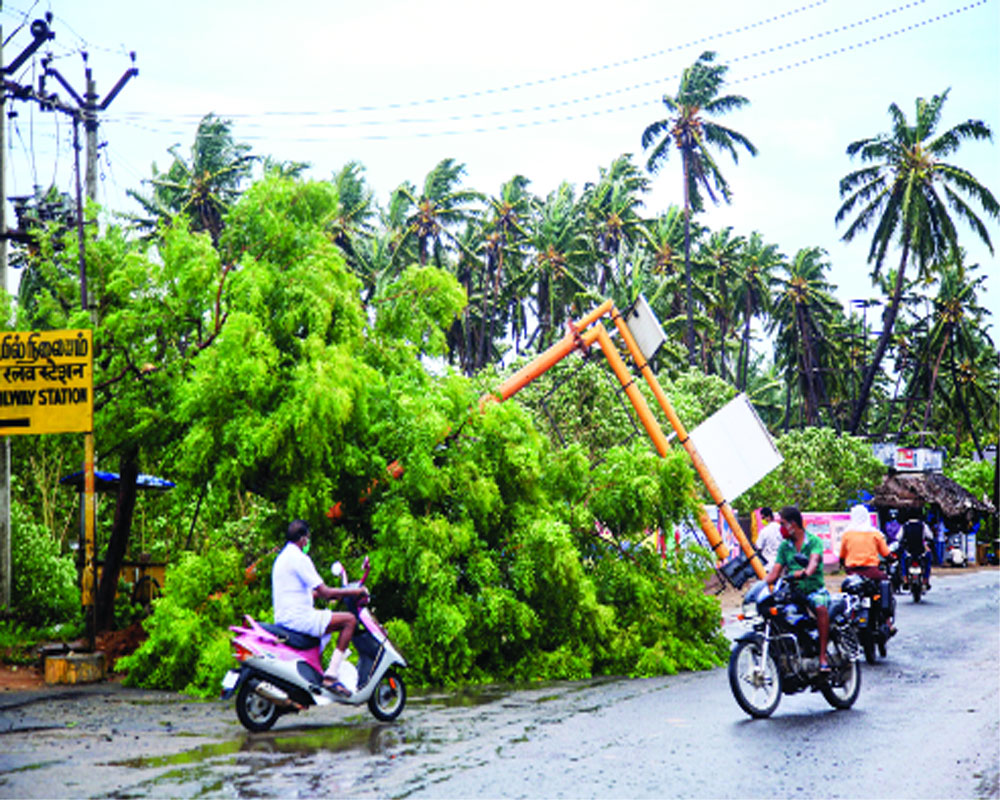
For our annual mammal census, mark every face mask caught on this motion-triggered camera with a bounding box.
[303,540,311,555]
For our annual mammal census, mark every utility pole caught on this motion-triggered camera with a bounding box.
[0,15,136,639]
[41,50,137,647]
[1,23,9,610]
[0,14,56,610]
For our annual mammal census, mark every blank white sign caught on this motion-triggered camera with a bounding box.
[687,394,783,502]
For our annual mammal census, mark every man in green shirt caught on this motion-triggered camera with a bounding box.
[763,505,831,672]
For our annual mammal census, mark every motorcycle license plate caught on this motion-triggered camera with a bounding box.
[221,670,240,691]
[909,566,922,576]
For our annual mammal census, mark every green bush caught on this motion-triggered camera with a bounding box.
[9,499,80,627]
[116,548,256,697]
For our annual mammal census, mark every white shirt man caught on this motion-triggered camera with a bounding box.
[756,507,783,566]
[272,519,367,695]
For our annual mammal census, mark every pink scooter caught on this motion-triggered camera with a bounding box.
[221,556,407,732]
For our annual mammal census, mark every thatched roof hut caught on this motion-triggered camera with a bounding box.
[873,470,996,528]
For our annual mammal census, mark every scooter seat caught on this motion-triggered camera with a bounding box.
[260,623,321,650]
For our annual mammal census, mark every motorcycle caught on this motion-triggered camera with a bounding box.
[840,572,894,664]
[900,553,926,602]
[729,575,862,718]
[887,542,904,595]
[221,555,407,732]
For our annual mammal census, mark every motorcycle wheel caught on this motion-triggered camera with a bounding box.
[863,634,877,665]
[911,581,922,603]
[821,657,861,710]
[236,679,280,733]
[368,669,406,722]
[728,639,781,719]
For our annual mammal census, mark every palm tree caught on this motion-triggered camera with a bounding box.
[771,247,841,429]
[390,158,482,271]
[511,182,595,352]
[128,114,255,245]
[641,51,757,366]
[733,232,784,391]
[582,155,649,296]
[835,89,999,435]
[328,161,377,273]
[697,227,744,379]
[903,257,994,454]
[476,176,534,370]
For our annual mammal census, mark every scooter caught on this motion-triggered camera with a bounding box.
[221,555,407,732]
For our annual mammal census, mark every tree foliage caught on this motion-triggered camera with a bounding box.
[738,427,886,513]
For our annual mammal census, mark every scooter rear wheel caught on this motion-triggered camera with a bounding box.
[368,669,406,722]
[236,678,280,732]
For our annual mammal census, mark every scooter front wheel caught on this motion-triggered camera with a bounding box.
[236,678,280,732]
[368,669,406,722]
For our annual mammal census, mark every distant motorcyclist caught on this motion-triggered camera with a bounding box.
[900,518,933,590]
[764,505,831,672]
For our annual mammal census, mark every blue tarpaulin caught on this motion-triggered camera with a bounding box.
[59,470,176,493]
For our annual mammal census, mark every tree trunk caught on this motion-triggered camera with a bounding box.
[948,337,984,458]
[682,148,695,367]
[849,244,910,435]
[96,447,139,631]
[918,326,951,447]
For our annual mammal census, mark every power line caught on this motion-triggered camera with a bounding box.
[98,0,993,143]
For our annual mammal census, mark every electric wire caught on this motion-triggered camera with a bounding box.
[97,0,994,143]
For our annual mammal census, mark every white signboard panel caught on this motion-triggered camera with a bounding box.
[688,393,783,501]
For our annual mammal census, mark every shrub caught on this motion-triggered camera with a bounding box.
[116,548,254,697]
[9,499,79,626]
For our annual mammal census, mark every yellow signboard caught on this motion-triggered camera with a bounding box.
[0,329,94,435]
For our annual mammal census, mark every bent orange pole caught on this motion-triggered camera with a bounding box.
[609,307,765,580]
[488,300,613,406]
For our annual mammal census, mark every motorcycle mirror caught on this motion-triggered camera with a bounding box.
[331,561,344,579]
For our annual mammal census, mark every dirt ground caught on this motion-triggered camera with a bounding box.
[0,620,146,693]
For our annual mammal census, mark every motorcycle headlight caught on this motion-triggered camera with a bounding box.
[741,599,760,621]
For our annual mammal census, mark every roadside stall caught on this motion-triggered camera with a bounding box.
[872,471,995,565]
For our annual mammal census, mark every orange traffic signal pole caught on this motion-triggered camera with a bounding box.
[490,300,766,582]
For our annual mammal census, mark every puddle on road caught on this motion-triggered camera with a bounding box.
[108,723,404,771]
[411,686,510,708]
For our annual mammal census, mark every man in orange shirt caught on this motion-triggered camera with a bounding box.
[840,504,892,580]
[840,504,896,632]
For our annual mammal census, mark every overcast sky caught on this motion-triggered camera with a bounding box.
[2,0,998,324]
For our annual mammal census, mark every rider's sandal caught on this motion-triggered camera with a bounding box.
[323,678,351,697]
[818,662,831,674]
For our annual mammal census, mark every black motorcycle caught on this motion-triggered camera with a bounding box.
[841,572,894,664]
[729,576,862,718]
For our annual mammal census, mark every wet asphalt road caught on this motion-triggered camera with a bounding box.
[0,568,997,799]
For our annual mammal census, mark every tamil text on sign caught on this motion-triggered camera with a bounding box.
[0,330,94,435]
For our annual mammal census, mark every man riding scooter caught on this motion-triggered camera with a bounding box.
[272,519,369,696]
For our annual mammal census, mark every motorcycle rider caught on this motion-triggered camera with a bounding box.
[764,505,831,672]
[900,518,933,590]
[272,519,368,696]
[839,504,896,634]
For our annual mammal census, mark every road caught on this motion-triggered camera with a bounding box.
[1,568,996,799]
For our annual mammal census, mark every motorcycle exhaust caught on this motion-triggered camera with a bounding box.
[252,679,299,709]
